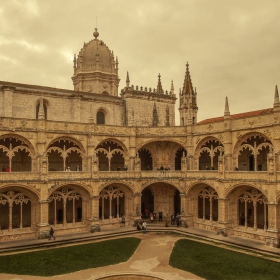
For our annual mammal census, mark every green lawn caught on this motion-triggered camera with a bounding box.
[0,237,141,276]
[170,239,280,280]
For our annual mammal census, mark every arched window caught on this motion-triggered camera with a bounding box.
[97,111,105,124]
[36,102,47,119]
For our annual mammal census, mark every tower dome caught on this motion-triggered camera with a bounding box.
[72,28,120,96]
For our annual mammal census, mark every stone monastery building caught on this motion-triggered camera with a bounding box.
[0,28,280,247]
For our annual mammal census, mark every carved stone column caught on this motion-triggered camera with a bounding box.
[181,155,187,171]
[218,155,225,177]
[88,195,101,233]
[266,203,280,247]
[39,155,48,181]
[129,135,136,171]
[36,200,50,239]
[217,198,233,235]
[132,192,141,220]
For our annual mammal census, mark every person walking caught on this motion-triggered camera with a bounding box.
[49,227,55,240]
[175,213,181,227]
[120,215,125,227]
[142,221,147,233]
[171,213,175,226]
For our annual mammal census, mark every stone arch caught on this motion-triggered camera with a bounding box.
[186,182,219,223]
[95,138,128,171]
[137,138,186,150]
[0,134,36,172]
[140,180,182,193]
[226,184,268,231]
[140,181,182,219]
[137,147,153,170]
[137,140,186,170]
[98,182,134,221]
[194,136,224,170]
[98,181,135,194]
[232,132,273,171]
[49,182,92,197]
[46,137,86,171]
[48,184,91,227]
[0,185,39,231]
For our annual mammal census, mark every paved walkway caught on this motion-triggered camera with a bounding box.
[1,224,280,280]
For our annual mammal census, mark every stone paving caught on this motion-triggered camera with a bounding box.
[1,224,280,280]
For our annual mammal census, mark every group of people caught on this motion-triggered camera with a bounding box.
[136,220,147,233]
[157,166,170,171]
[170,213,181,227]
[65,165,80,171]
[2,166,10,172]
[117,165,128,171]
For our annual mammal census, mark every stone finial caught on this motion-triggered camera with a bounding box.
[157,73,163,94]
[224,96,230,118]
[93,28,99,39]
[126,71,130,88]
[171,80,174,95]
[38,97,45,120]
[116,56,119,70]
[274,85,279,105]
[73,54,76,70]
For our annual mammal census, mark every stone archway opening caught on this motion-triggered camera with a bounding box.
[141,182,181,221]
[227,186,268,231]
[0,187,38,232]
[98,184,133,224]
[96,140,126,171]
[47,139,83,171]
[48,185,88,227]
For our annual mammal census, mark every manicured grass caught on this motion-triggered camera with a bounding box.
[0,237,141,276]
[170,239,280,280]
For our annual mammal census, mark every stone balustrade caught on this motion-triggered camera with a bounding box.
[0,170,277,183]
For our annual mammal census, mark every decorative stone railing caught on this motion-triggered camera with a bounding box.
[0,170,277,183]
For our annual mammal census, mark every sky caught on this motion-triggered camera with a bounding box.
[0,0,280,123]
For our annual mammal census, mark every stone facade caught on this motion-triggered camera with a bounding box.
[0,29,280,247]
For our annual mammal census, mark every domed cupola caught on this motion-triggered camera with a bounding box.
[72,28,120,96]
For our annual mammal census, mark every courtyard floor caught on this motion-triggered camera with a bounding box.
[1,224,280,280]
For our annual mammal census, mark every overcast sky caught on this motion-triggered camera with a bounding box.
[1,0,279,123]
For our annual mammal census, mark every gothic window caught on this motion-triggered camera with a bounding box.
[97,111,105,124]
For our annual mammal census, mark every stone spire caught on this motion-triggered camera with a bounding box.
[116,56,119,71]
[157,74,163,94]
[170,80,174,95]
[126,72,130,88]
[274,85,279,104]
[152,103,158,126]
[73,54,76,70]
[38,97,45,120]
[224,96,230,118]
[182,62,194,95]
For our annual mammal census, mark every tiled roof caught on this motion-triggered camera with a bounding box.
[198,108,273,124]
